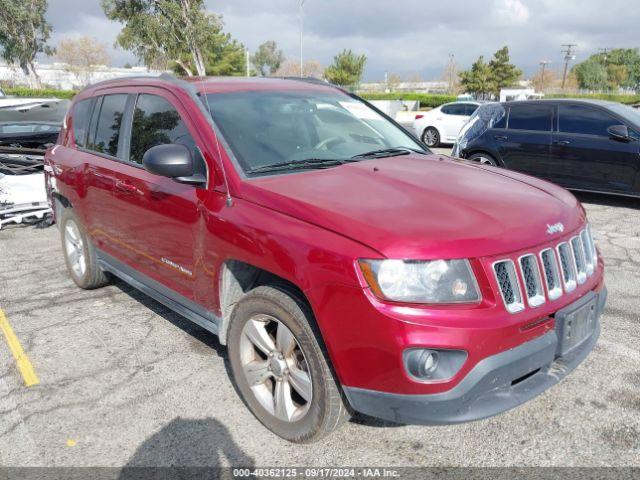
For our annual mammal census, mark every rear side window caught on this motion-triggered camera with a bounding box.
[441,104,467,116]
[508,104,552,131]
[559,105,619,136]
[72,99,93,148]
[129,94,196,165]
[87,94,128,157]
[465,104,479,115]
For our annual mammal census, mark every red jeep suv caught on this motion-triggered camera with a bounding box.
[45,75,606,443]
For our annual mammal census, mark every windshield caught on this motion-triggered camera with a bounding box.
[607,103,640,128]
[204,90,424,175]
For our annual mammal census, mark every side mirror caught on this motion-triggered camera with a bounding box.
[607,125,632,142]
[142,144,206,185]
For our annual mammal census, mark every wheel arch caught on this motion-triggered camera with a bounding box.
[464,148,504,166]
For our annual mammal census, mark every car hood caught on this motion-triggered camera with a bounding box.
[240,154,585,259]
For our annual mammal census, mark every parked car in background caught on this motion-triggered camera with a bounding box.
[454,100,640,197]
[413,101,480,147]
[47,76,605,442]
[0,98,69,229]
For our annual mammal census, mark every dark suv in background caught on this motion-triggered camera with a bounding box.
[454,100,640,197]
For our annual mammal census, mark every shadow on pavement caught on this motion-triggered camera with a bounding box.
[118,417,255,479]
[574,191,640,209]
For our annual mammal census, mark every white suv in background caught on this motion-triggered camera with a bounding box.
[413,101,480,147]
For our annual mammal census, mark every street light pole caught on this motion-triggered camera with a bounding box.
[539,60,551,92]
[299,0,306,77]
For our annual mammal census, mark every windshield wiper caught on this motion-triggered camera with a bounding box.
[247,158,352,174]
[351,147,428,159]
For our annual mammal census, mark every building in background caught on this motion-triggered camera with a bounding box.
[0,63,166,90]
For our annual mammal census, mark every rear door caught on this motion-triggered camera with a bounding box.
[78,93,130,258]
[498,103,553,175]
[549,103,639,192]
[440,103,470,142]
[110,89,205,301]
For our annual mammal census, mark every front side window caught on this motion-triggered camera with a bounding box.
[129,94,196,164]
[88,94,128,157]
[508,104,552,132]
[204,89,423,175]
[559,105,620,136]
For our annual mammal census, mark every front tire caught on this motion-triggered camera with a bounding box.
[422,127,440,147]
[228,286,349,443]
[59,208,109,289]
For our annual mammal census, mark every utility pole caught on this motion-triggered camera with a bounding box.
[299,0,306,77]
[561,44,577,89]
[539,60,551,92]
[598,47,612,64]
[448,54,455,94]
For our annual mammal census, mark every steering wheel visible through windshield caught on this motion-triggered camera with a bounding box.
[204,89,426,175]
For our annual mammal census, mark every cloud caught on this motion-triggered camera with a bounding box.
[493,0,530,26]
[43,0,639,80]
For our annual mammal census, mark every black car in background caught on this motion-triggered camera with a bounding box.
[453,100,640,197]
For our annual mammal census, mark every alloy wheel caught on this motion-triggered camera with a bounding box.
[239,314,313,422]
[64,220,86,278]
[423,129,438,147]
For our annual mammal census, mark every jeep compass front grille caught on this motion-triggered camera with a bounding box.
[493,227,598,313]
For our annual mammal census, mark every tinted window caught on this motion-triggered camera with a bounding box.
[559,104,620,136]
[129,94,196,165]
[88,94,127,156]
[508,104,552,131]
[441,104,467,116]
[465,104,479,115]
[72,99,93,147]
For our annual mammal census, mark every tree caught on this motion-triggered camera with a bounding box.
[56,36,111,87]
[442,55,460,94]
[0,0,54,88]
[252,41,284,76]
[574,60,609,91]
[274,59,323,78]
[488,46,522,96]
[102,0,240,77]
[571,48,640,91]
[324,50,367,88]
[459,56,494,99]
[531,67,557,93]
[178,25,245,76]
[386,73,402,92]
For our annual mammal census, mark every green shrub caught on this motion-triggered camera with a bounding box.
[546,93,640,105]
[358,92,457,108]
[3,87,77,100]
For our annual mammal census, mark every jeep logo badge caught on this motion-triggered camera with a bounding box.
[546,222,565,235]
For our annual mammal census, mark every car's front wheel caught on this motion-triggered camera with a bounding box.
[228,285,349,443]
[422,127,440,147]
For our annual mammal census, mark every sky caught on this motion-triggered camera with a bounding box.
[44,0,639,81]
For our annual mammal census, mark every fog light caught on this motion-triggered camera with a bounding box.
[403,348,467,382]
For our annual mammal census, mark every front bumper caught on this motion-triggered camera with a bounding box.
[343,287,606,425]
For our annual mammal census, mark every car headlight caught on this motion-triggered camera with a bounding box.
[358,259,481,304]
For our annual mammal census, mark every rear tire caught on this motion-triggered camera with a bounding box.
[422,127,440,147]
[468,152,499,167]
[228,285,349,443]
[59,207,109,289]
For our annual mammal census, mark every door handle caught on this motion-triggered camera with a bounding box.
[115,180,138,194]
[553,140,571,145]
[494,135,508,141]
